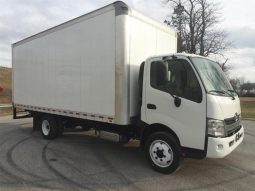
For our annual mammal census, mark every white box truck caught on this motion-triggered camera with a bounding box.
[12,1,244,174]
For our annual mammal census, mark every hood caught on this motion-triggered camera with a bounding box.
[207,94,241,120]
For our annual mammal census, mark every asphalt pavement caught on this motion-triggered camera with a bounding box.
[0,116,254,191]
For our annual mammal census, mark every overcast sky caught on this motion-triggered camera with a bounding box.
[0,0,254,82]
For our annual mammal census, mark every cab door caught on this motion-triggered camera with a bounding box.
[144,56,207,150]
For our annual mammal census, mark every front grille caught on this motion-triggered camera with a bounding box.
[224,115,241,137]
[224,115,240,125]
[227,125,241,137]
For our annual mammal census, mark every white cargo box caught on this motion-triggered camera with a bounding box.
[12,1,177,125]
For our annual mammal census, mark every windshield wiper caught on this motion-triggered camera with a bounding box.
[208,90,225,95]
[228,89,236,94]
[208,90,235,100]
[227,89,237,99]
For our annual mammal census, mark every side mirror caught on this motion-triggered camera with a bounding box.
[174,96,181,107]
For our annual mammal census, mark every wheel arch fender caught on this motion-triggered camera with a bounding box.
[140,123,181,149]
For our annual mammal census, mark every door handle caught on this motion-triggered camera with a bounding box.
[147,104,157,110]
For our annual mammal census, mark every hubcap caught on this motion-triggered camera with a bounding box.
[42,120,50,136]
[149,140,173,168]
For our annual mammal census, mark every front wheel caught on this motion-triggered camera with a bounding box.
[144,132,181,174]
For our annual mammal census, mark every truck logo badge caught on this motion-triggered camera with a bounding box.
[234,113,238,122]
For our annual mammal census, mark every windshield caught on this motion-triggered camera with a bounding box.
[190,57,236,97]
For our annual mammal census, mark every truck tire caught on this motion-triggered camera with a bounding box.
[57,118,64,137]
[40,115,59,139]
[33,115,41,131]
[144,132,181,174]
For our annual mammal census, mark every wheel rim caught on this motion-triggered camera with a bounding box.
[149,140,174,168]
[42,120,50,136]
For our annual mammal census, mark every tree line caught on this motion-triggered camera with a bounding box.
[230,78,255,97]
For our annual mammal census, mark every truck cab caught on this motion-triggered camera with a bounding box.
[140,53,244,173]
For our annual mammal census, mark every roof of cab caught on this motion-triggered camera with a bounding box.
[146,53,215,62]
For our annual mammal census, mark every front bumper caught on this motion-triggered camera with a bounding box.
[206,125,244,158]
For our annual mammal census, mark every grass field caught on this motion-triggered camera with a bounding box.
[240,97,255,119]
[0,67,12,116]
[0,108,12,116]
[0,66,12,104]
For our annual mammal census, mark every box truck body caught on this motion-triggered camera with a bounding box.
[12,2,177,125]
[12,1,244,174]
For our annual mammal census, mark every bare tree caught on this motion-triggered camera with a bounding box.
[164,0,231,62]
[229,78,240,91]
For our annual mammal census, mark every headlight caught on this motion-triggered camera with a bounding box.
[207,119,225,137]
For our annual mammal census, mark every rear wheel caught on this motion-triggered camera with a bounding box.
[33,115,41,131]
[144,132,181,174]
[57,118,64,137]
[40,115,59,139]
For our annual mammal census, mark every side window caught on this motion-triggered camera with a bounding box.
[150,59,202,103]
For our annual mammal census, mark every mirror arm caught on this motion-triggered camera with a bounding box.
[169,93,181,107]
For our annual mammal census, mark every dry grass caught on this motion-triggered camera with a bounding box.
[0,67,12,116]
[0,108,12,116]
[240,97,255,119]
[0,66,12,104]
